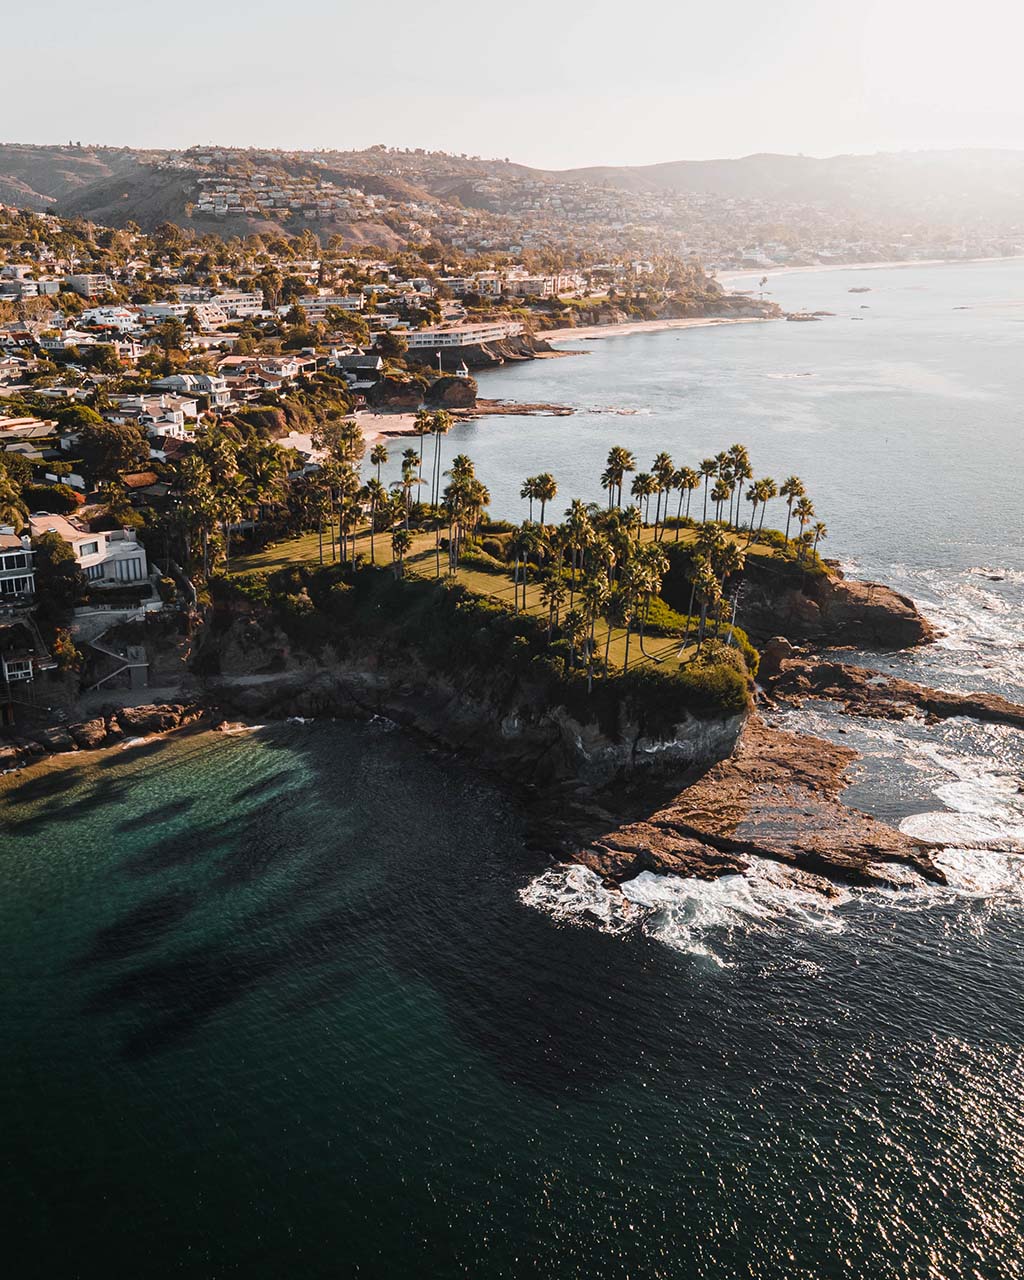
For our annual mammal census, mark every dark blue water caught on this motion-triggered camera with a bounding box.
[4,262,1024,1277]
[2,721,1024,1279]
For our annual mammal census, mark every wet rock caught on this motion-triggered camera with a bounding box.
[571,717,942,889]
[68,718,108,750]
[763,656,1024,730]
[30,726,77,754]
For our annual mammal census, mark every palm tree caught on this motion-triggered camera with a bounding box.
[636,541,668,660]
[699,457,717,522]
[562,608,587,674]
[600,466,617,509]
[370,442,389,482]
[580,573,610,692]
[711,477,731,522]
[755,477,778,535]
[363,477,387,565]
[534,472,557,525]
[631,472,657,525]
[538,571,567,636]
[673,466,700,539]
[651,451,674,536]
[812,521,828,556]
[511,522,542,612]
[413,409,432,480]
[780,476,805,543]
[429,410,453,509]
[605,446,636,509]
[794,496,815,555]
[391,526,412,578]
[563,498,593,607]
[520,475,538,520]
[390,454,421,528]
[727,444,752,528]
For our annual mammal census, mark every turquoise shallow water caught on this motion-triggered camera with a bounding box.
[5,262,1024,1277]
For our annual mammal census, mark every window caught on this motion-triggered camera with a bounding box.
[0,575,32,596]
[86,564,104,581]
[115,558,143,582]
[4,660,32,681]
[78,541,99,558]
[0,552,27,571]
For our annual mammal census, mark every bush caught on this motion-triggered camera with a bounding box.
[460,547,508,574]
[24,483,80,514]
[480,537,509,562]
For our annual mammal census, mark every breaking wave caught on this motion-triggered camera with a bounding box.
[520,858,847,965]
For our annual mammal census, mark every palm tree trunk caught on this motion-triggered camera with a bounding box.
[622,621,631,673]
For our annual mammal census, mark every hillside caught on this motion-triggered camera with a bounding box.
[544,149,1024,219]
[0,143,153,210]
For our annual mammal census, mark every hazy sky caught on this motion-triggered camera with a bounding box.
[8,0,1023,167]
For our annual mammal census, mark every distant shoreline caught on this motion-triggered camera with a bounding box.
[541,315,770,343]
[716,254,1024,286]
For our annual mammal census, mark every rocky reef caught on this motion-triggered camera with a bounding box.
[564,717,943,890]
[759,637,1024,729]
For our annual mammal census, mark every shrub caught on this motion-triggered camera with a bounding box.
[24,483,80,514]
[459,548,508,574]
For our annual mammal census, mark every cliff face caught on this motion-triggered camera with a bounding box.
[193,604,744,789]
[735,557,937,648]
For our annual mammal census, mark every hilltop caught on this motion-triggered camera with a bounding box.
[1,142,1022,266]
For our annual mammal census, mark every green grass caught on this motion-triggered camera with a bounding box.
[232,519,780,676]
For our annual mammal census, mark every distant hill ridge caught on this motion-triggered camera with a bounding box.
[2,141,1023,232]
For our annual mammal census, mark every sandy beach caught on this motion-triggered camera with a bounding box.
[354,410,424,446]
[540,315,770,343]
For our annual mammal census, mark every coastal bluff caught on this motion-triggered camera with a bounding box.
[733,556,937,648]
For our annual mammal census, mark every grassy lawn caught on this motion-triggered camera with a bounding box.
[231,520,772,674]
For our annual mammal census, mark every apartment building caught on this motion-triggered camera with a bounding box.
[296,294,364,322]
[64,273,115,298]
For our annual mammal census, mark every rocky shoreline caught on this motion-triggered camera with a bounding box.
[5,564,1021,906]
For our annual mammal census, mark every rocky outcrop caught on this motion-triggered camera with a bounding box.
[760,640,1024,729]
[565,717,943,889]
[0,703,209,772]
[736,556,937,648]
[425,374,477,409]
[365,377,424,410]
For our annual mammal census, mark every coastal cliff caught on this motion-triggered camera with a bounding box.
[193,581,747,788]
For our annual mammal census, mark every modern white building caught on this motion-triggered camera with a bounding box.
[400,320,524,350]
[29,514,149,585]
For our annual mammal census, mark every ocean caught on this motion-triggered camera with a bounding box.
[3,261,1024,1278]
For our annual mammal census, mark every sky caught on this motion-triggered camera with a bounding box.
[7,0,1024,168]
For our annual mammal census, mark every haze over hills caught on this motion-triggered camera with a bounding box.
[1,141,1022,265]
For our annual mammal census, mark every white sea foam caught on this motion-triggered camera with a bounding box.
[899,740,1024,851]
[521,858,847,963]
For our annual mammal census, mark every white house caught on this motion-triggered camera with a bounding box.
[29,514,149,585]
